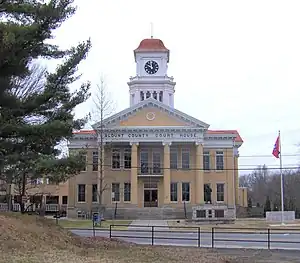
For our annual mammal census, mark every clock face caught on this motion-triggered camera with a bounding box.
[144,60,159,75]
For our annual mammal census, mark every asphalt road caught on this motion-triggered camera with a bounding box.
[70,228,300,250]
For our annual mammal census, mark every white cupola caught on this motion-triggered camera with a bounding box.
[127,38,176,108]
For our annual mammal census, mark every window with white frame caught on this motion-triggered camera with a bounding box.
[203,151,210,171]
[124,183,131,202]
[112,149,121,169]
[77,184,86,202]
[92,151,98,171]
[181,149,190,169]
[124,148,131,169]
[216,183,225,202]
[216,151,224,170]
[182,182,190,202]
[170,149,178,169]
[111,183,120,202]
[92,184,97,202]
[170,182,178,202]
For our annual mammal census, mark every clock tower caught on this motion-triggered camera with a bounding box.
[128,38,176,108]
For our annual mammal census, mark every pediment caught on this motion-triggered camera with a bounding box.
[92,98,210,129]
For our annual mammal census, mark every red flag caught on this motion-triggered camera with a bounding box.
[272,136,280,158]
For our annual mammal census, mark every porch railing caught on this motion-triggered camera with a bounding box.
[138,166,163,175]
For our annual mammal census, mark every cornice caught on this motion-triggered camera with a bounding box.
[128,79,176,86]
[70,128,240,144]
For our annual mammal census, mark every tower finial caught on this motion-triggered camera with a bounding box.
[150,22,153,38]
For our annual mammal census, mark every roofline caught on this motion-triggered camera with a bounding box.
[92,98,210,130]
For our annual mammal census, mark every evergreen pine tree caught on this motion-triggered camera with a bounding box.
[264,196,272,216]
[0,0,91,212]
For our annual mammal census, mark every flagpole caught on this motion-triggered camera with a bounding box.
[279,130,285,225]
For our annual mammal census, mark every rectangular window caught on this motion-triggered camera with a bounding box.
[203,151,210,171]
[181,149,190,169]
[152,152,162,174]
[170,182,178,202]
[77,184,86,202]
[124,148,131,169]
[112,183,120,202]
[92,151,98,171]
[92,184,98,202]
[216,183,225,202]
[170,149,178,169]
[182,182,190,202]
[124,183,131,202]
[140,151,149,174]
[81,154,87,171]
[62,196,68,205]
[216,151,224,170]
[112,149,121,169]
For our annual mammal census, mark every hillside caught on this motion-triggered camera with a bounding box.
[0,213,235,263]
[1,213,298,263]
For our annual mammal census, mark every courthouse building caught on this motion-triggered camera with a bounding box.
[66,38,246,219]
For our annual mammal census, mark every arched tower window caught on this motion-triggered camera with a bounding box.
[146,91,151,99]
[153,91,157,100]
[159,91,163,102]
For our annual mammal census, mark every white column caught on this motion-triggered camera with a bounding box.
[130,142,139,205]
[195,141,204,204]
[163,142,171,204]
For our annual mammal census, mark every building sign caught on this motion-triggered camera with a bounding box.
[103,130,202,142]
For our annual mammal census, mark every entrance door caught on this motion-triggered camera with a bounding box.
[144,182,158,207]
[144,190,158,207]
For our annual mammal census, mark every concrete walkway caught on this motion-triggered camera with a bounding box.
[129,220,169,231]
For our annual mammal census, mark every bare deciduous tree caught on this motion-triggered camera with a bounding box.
[90,76,116,218]
[10,62,47,100]
[240,165,300,216]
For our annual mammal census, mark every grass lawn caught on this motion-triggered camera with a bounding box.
[57,218,132,230]
[167,218,300,233]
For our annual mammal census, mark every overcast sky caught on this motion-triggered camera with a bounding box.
[47,0,300,173]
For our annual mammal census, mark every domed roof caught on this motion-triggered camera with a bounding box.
[134,38,170,62]
[134,38,169,52]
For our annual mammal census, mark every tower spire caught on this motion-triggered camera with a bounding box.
[150,22,153,38]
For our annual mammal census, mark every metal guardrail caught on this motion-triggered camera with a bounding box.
[109,224,300,249]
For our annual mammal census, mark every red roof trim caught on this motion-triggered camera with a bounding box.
[207,130,243,143]
[73,130,95,134]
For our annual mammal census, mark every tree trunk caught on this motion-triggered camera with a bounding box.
[20,172,26,213]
